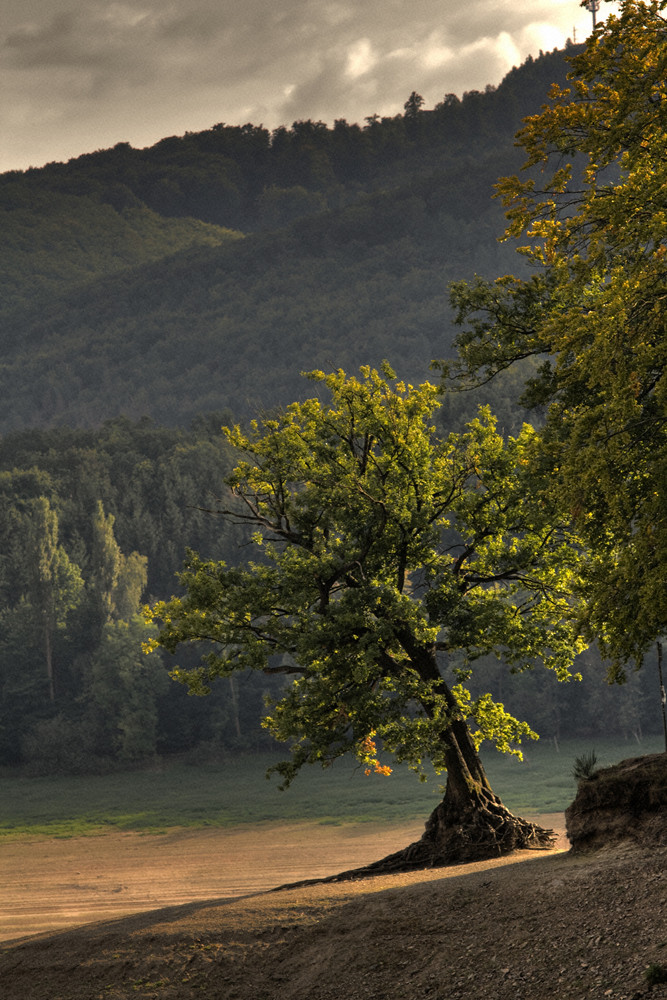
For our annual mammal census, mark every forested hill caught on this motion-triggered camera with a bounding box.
[4,41,664,775]
[1,46,576,432]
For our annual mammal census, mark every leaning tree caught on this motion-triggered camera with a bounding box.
[148,366,586,867]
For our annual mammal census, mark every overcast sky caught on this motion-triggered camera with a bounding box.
[1,0,617,174]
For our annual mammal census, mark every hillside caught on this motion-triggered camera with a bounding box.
[5,39,666,780]
[0,184,239,318]
[0,47,578,432]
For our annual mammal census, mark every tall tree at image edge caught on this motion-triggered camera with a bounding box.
[148,366,586,869]
[441,0,667,669]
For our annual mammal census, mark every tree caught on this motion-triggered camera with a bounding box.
[89,501,148,625]
[85,616,168,763]
[78,503,162,763]
[403,91,425,119]
[21,497,83,702]
[149,366,586,867]
[443,0,667,669]
[90,501,123,624]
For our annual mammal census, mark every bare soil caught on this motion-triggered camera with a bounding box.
[2,814,666,1000]
[1,818,436,941]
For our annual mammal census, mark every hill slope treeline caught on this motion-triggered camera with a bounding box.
[2,47,574,431]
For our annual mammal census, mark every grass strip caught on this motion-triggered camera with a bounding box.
[0,736,661,840]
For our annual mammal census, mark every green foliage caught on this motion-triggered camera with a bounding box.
[0,417,246,770]
[150,366,587,786]
[84,617,169,763]
[89,501,148,626]
[0,183,239,318]
[4,497,84,703]
[645,963,667,988]
[20,715,93,776]
[571,749,598,782]
[444,1,667,667]
[0,417,238,597]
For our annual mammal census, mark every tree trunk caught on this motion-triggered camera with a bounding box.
[276,727,555,891]
[336,716,555,879]
[228,676,242,740]
[404,726,555,868]
[281,648,554,889]
[43,611,56,704]
[390,641,556,867]
[276,711,555,892]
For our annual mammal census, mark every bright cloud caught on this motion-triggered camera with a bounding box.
[345,39,376,80]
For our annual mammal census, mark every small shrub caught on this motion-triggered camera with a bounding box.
[21,714,115,776]
[645,963,667,987]
[572,749,598,782]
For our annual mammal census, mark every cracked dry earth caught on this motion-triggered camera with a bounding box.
[3,822,667,1000]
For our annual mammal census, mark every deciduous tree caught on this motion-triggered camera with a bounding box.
[21,498,83,702]
[443,0,667,668]
[149,366,585,867]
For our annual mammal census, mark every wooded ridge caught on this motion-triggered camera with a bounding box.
[1,47,573,432]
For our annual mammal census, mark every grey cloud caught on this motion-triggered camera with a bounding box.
[0,0,554,83]
[443,1,537,42]
[261,5,521,128]
[5,11,96,68]
[3,4,163,86]
[0,0,614,172]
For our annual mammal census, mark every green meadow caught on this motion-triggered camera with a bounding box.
[0,737,662,841]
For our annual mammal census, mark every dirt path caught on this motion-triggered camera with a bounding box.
[1,813,566,942]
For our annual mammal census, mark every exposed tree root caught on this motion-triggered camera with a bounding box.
[273,793,555,891]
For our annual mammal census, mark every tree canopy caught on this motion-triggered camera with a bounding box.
[0,417,252,771]
[444,0,667,668]
[150,366,586,863]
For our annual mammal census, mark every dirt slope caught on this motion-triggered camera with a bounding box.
[3,832,667,1000]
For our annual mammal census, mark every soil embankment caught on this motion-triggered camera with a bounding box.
[567,752,667,852]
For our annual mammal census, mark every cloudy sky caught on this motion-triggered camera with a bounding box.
[1,0,616,174]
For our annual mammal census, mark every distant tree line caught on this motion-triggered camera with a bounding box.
[0,416,284,773]
[0,410,662,776]
[2,49,575,234]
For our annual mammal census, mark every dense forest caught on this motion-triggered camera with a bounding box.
[0,416,295,771]
[1,47,576,431]
[1,413,661,776]
[1,43,661,774]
